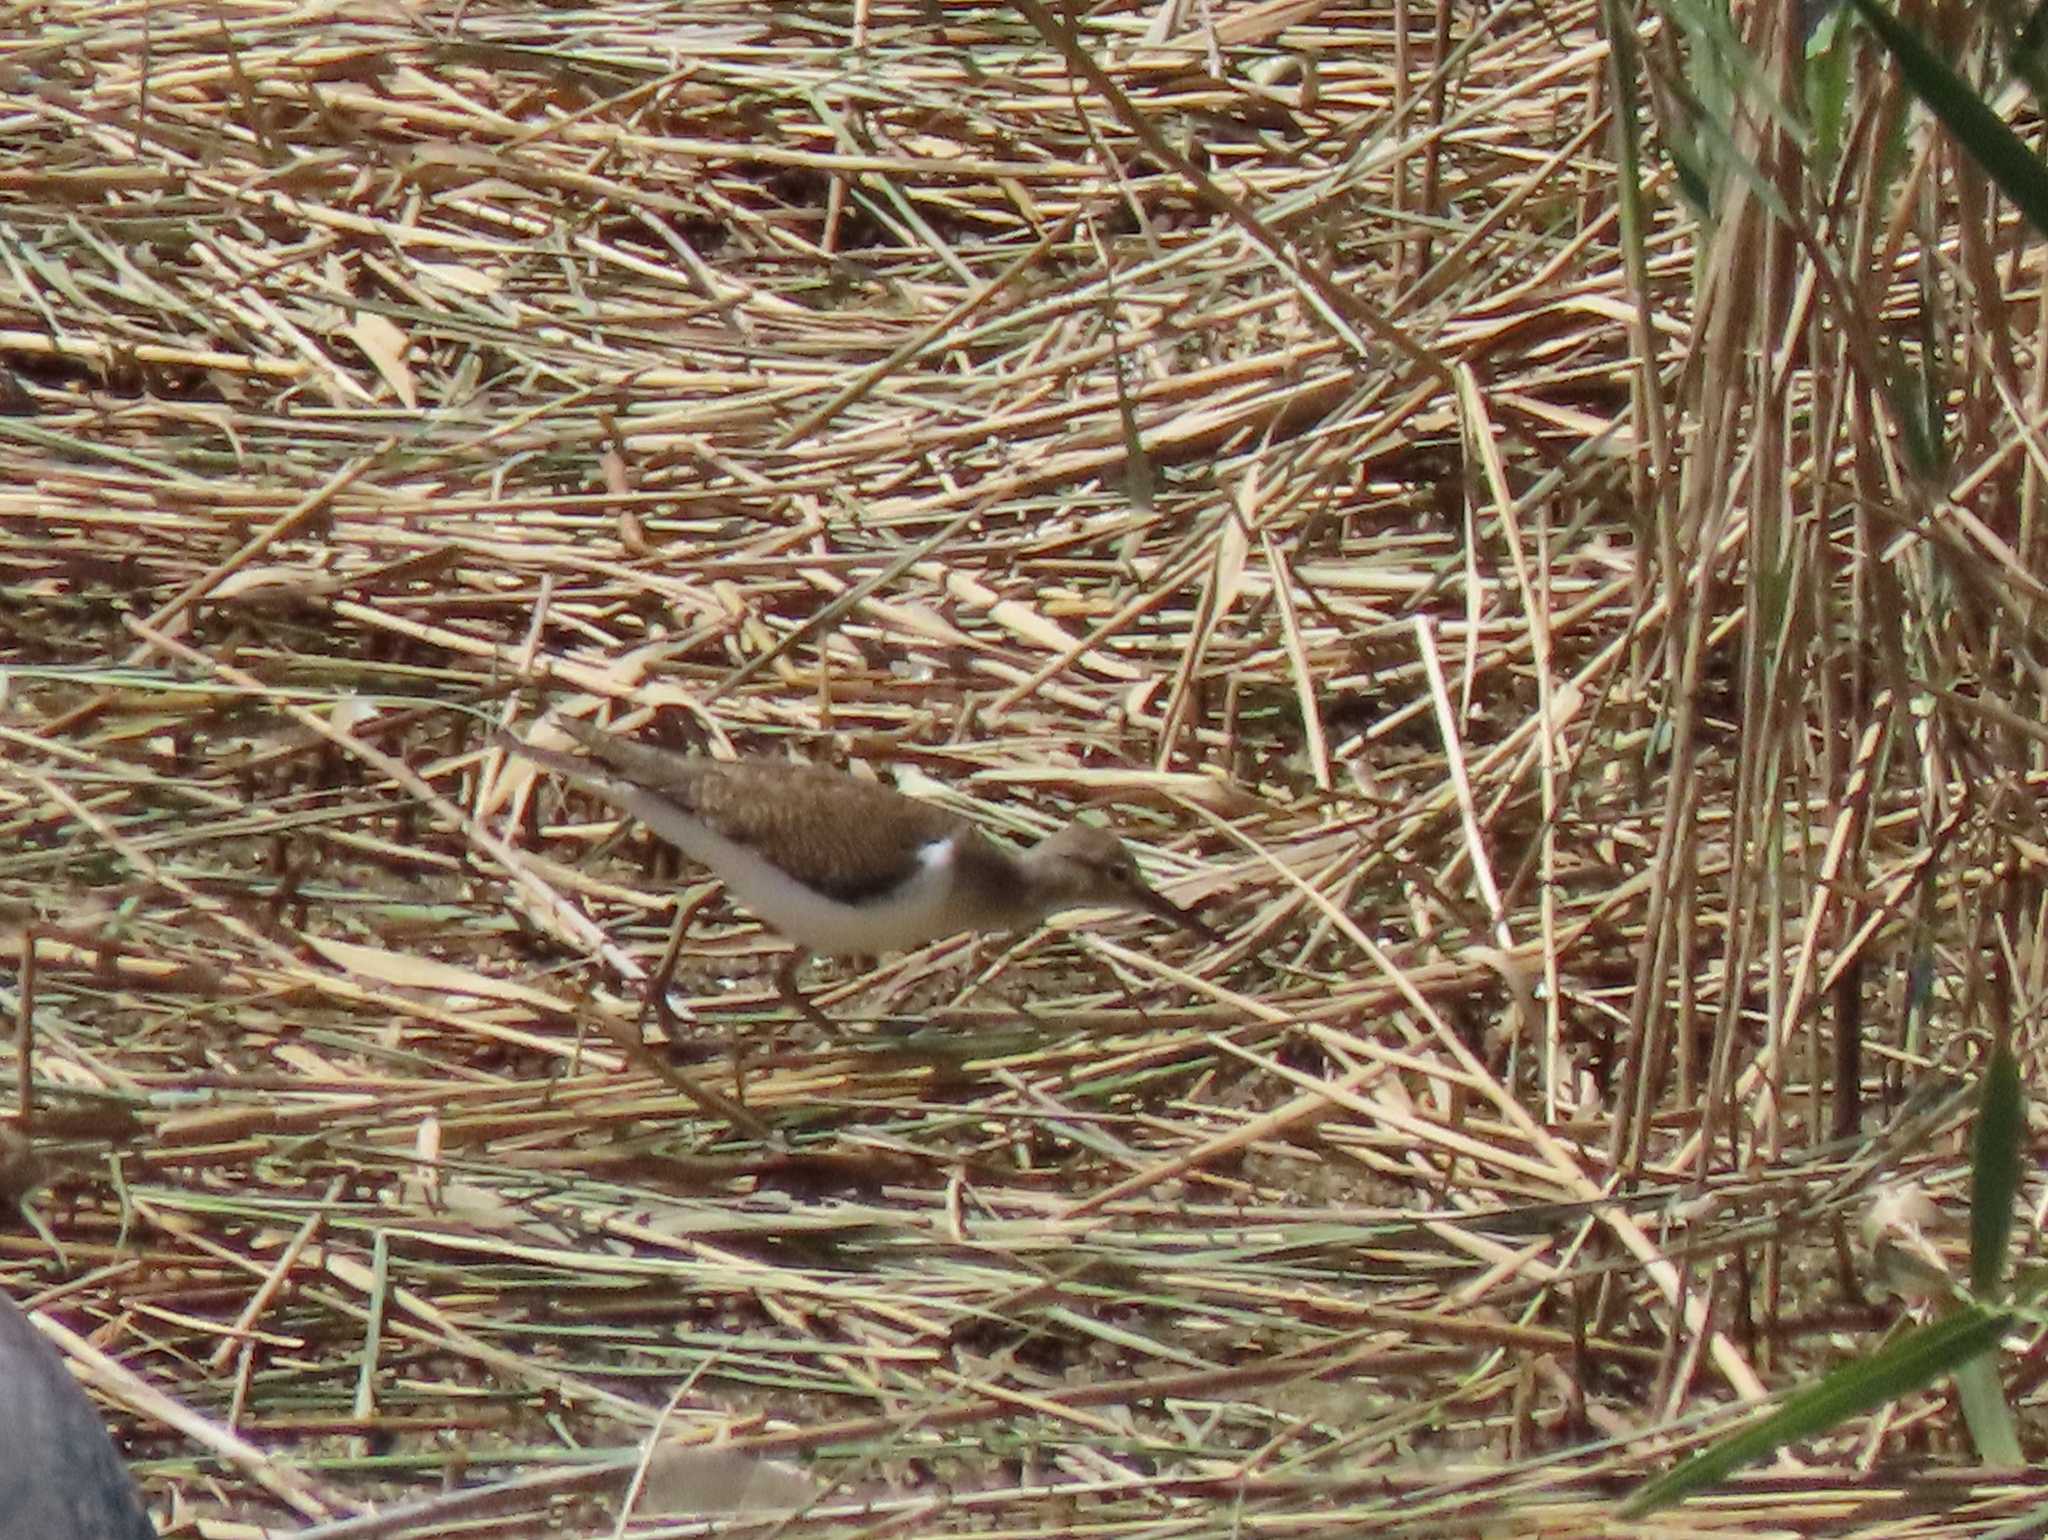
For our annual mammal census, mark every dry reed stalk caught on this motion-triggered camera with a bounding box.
[0,0,2044,1534]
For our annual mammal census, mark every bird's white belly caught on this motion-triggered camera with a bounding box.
[681,828,968,956]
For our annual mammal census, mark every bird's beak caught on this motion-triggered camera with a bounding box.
[1132,882,1223,946]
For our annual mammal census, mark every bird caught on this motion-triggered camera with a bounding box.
[498,719,1218,1030]
[0,1292,156,1540]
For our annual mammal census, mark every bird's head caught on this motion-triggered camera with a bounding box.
[1029,822,1220,944]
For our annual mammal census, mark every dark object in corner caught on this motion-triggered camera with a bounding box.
[0,1294,156,1539]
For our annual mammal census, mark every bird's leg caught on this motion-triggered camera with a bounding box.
[646,883,719,1047]
[621,885,771,1138]
[928,936,1047,1031]
[970,976,1046,1029]
[737,949,831,1100]
[775,949,838,1033]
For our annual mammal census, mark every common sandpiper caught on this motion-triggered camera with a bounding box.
[499,719,1218,1029]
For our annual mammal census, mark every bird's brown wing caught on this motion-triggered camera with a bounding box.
[552,722,970,904]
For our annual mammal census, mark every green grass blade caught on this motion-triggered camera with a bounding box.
[1625,1307,2011,1515]
[1970,1044,2022,1295]
[1848,0,2048,239]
